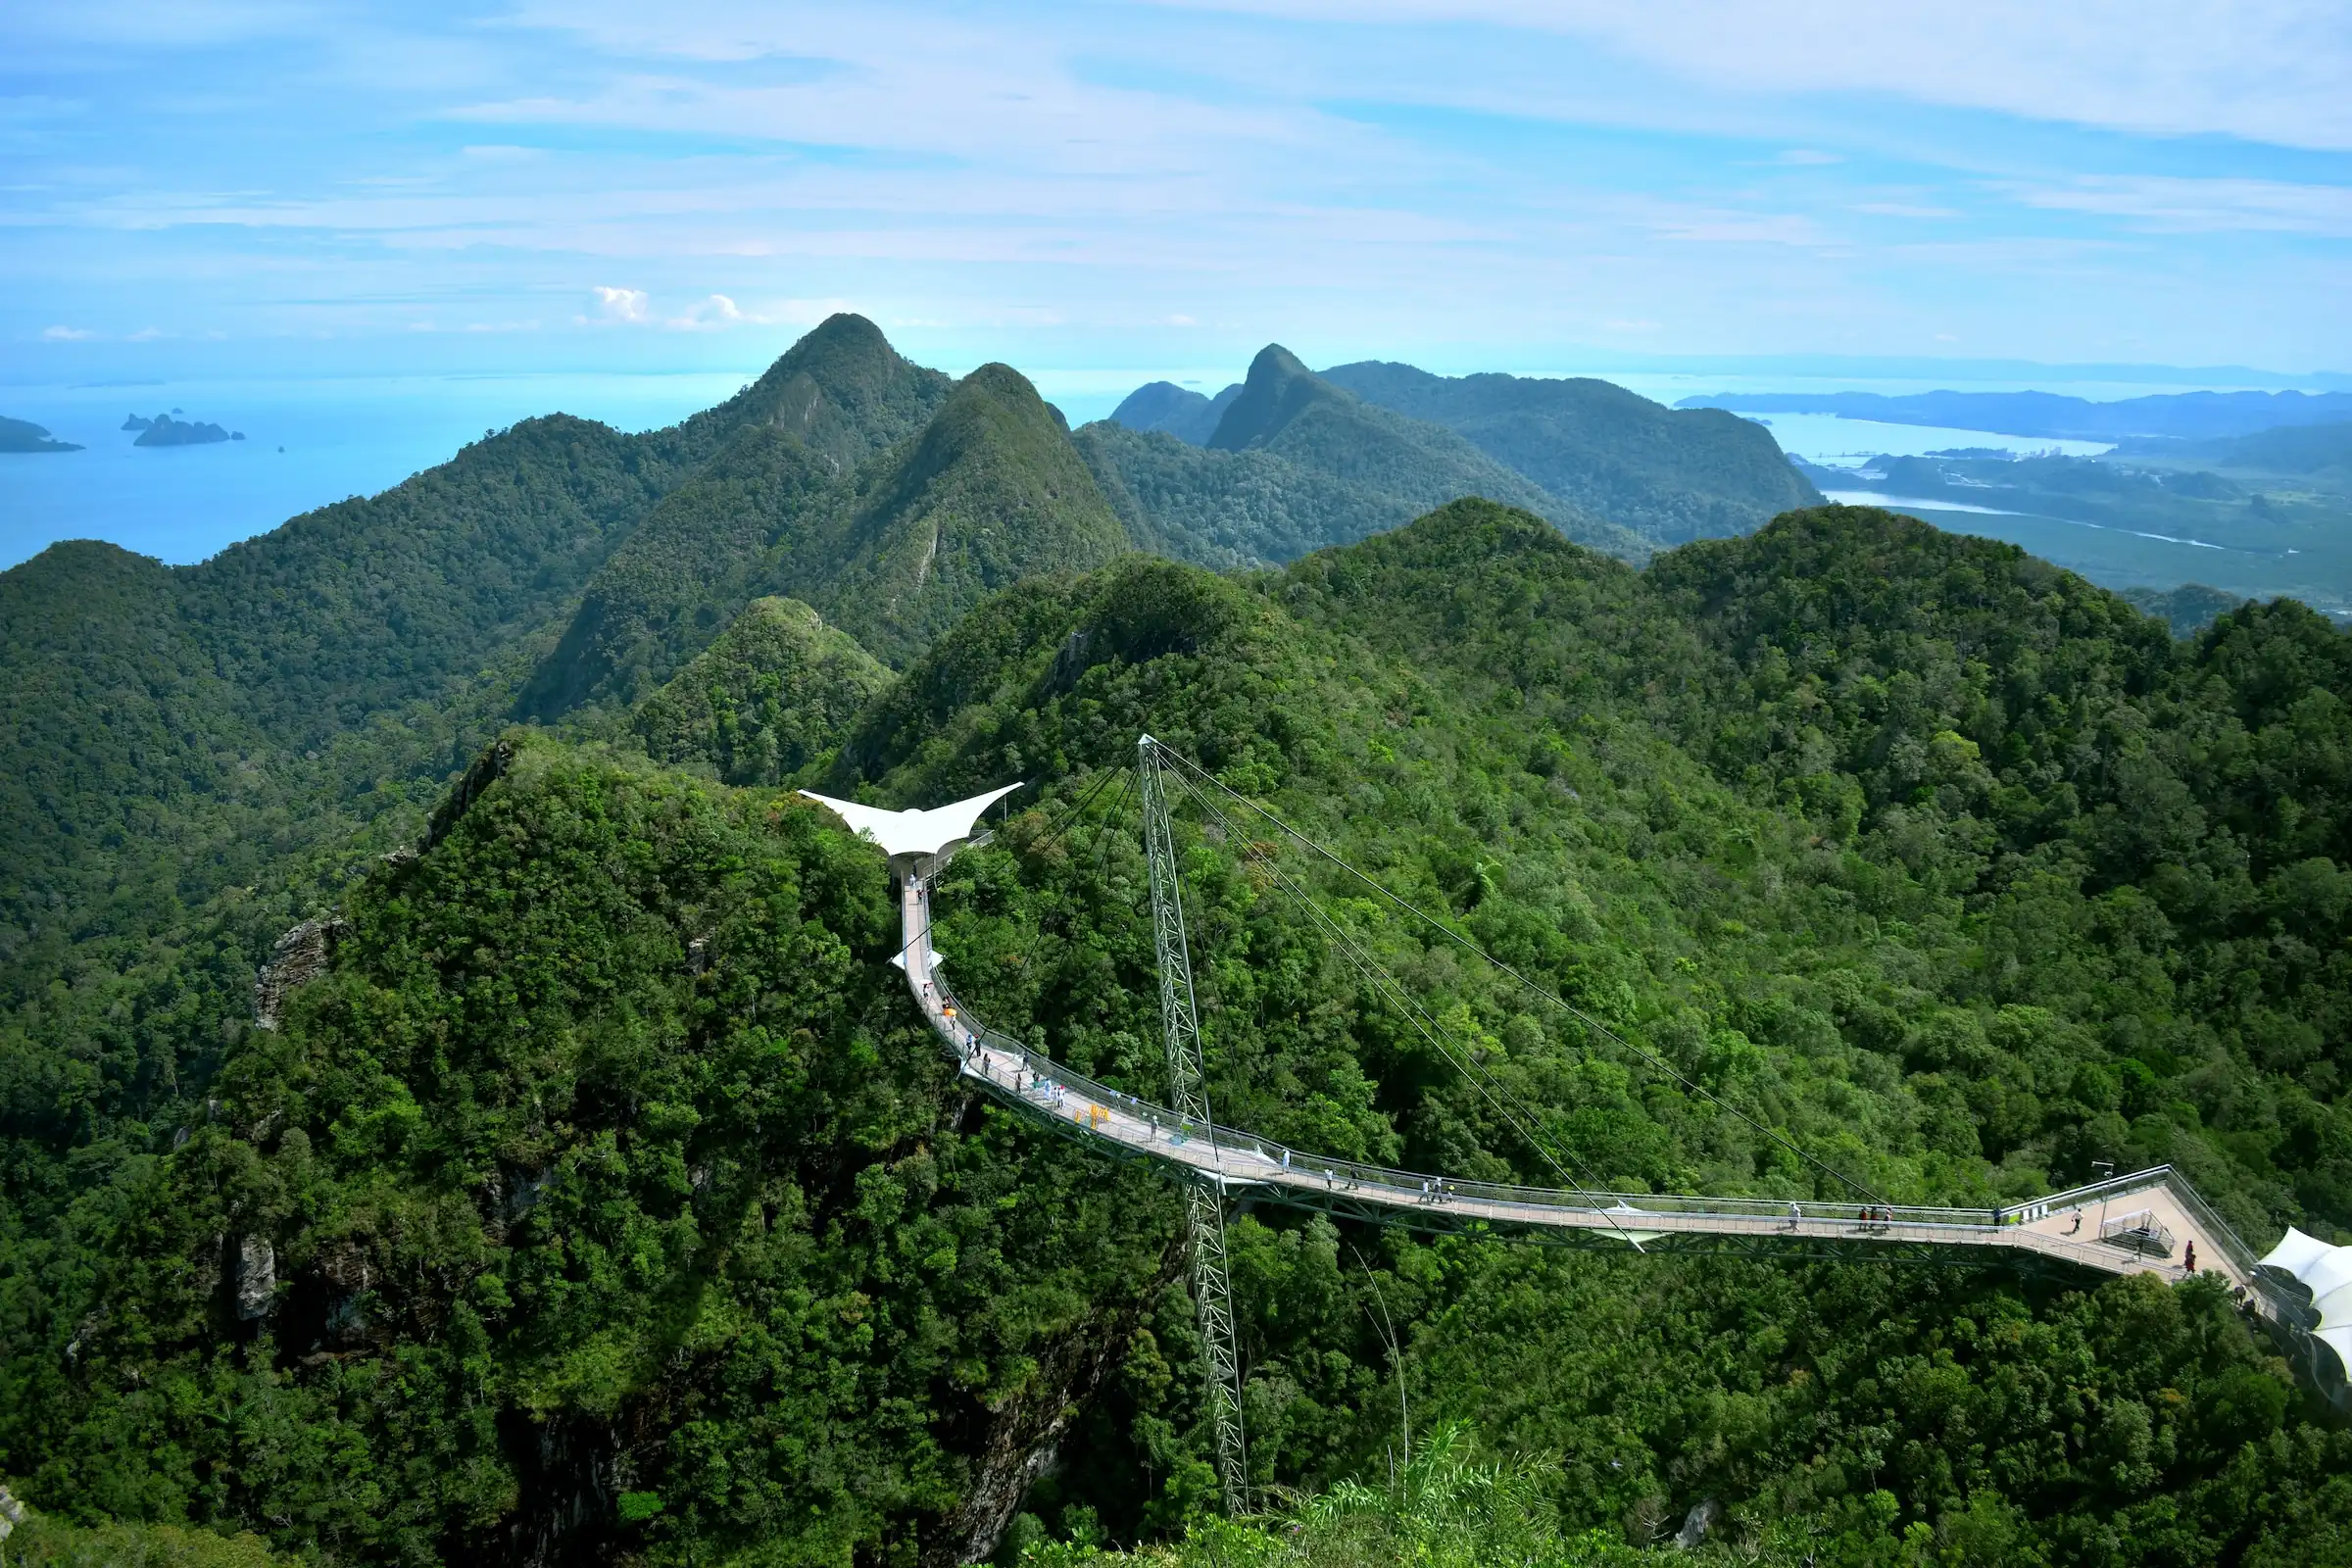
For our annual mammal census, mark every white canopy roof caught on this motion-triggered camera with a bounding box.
[798,782,1024,859]
[2264,1226,2336,1281]
[2262,1227,2352,1377]
[2308,1250,2352,1305]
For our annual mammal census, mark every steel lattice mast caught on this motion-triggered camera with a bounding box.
[1138,735,1250,1516]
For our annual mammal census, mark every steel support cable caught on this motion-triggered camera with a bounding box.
[1156,746,1891,1208]
[906,764,1120,973]
[1000,766,1130,995]
[1021,764,1121,858]
[1085,768,1138,891]
[1163,763,1639,1246]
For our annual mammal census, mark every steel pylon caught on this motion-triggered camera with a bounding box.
[1138,736,1250,1516]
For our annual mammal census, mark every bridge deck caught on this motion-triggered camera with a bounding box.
[901,875,2258,1294]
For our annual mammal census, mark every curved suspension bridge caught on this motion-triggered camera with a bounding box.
[804,736,2292,1512]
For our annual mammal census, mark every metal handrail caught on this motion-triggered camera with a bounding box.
[931,979,2301,1296]
[911,869,2268,1288]
[929,973,2146,1237]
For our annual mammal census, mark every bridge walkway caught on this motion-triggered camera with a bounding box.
[898,873,2260,1294]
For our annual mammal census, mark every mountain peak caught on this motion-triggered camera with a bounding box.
[818,360,1132,664]
[1205,343,1339,451]
[688,314,952,473]
[1110,380,1244,445]
[632,597,890,787]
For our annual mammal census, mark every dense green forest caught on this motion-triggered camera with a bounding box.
[1079,347,1649,567]
[1319,362,1819,542]
[9,314,2352,1566]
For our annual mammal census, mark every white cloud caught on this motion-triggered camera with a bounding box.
[667,292,747,329]
[2004,175,2352,237]
[1167,0,2352,151]
[591,284,650,321]
[40,323,93,339]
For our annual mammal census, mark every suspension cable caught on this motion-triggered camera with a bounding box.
[1165,765,1641,1245]
[1157,745,1889,1207]
[1010,766,1135,996]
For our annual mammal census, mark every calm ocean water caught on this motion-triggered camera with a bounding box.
[0,372,755,570]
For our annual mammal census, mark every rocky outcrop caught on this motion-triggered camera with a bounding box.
[254,915,344,1029]
[233,1236,276,1321]
[927,1237,1187,1567]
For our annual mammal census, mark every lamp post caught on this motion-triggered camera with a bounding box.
[2093,1160,2115,1241]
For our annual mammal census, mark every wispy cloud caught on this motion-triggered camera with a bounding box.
[41,324,94,340]
[1851,202,1959,220]
[2003,175,2352,237]
[2,0,2345,373]
[1168,0,2352,151]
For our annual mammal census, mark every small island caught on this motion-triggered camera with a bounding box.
[127,413,239,447]
[0,416,82,453]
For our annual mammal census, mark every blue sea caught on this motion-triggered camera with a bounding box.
[0,372,757,570]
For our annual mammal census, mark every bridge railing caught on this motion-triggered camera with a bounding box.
[930,977,2303,1297]
[2013,1164,2266,1278]
[912,876,2284,1301]
[928,972,2059,1235]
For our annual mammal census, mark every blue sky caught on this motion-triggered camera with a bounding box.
[7,0,2350,389]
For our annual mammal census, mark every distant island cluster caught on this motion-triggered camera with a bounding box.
[0,408,253,454]
[123,411,243,446]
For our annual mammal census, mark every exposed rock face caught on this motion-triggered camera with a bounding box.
[1677,1496,1722,1548]
[254,915,343,1029]
[234,1237,276,1320]
[926,1239,1187,1567]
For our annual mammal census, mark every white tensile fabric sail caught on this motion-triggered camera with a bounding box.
[798,782,1025,859]
[2263,1226,2335,1281]
[2261,1226,2352,1378]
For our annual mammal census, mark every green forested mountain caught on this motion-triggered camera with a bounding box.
[1109,381,1240,445]
[525,354,1125,717]
[1320,361,1821,542]
[14,501,2352,1565]
[12,308,2352,1566]
[516,314,954,719]
[814,363,1134,664]
[6,735,1185,1564]
[2121,582,2245,637]
[0,409,693,1006]
[631,597,891,786]
[2124,418,2352,488]
[1077,347,1647,566]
